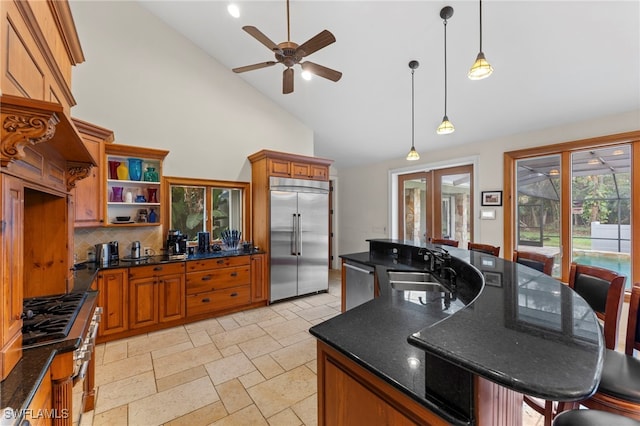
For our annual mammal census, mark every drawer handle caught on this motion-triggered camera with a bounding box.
[230,272,238,277]
[201,275,213,281]
[154,266,163,271]
[217,259,225,264]
[202,298,211,303]
[230,292,238,297]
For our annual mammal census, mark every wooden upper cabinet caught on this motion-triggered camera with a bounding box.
[0,0,84,113]
[71,119,114,227]
[249,150,333,182]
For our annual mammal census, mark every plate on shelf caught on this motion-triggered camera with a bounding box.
[121,256,150,261]
[111,220,135,224]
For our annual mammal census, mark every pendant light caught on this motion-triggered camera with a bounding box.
[406,60,420,161]
[437,6,454,135]
[468,0,493,80]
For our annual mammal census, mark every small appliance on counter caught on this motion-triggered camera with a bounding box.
[197,232,210,253]
[95,241,119,265]
[166,230,188,258]
[131,241,141,259]
[109,241,119,262]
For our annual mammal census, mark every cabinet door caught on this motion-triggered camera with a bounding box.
[251,254,267,302]
[158,273,185,323]
[73,134,104,227]
[310,165,329,180]
[97,269,128,336]
[268,159,291,177]
[292,162,311,179]
[129,275,158,329]
[1,175,24,370]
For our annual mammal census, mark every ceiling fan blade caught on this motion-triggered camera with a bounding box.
[242,26,279,51]
[283,68,294,94]
[232,61,277,73]
[301,62,342,82]
[296,30,336,57]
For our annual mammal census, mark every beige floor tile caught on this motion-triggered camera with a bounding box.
[238,370,266,389]
[95,353,153,387]
[211,323,266,349]
[257,315,287,328]
[205,352,256,385]
[261,317,312,341]
[189,329,213,347]
[270,338,316,371]
[216,378,253,414]
[232,307,282,326]
[268,301,298,313]
[267,408,303,426]
[291,300,313,310]
[95,370,156,414]
[238,334,283,359]
[128,376,218,425]
[79,409,94,426]
[305,359,317,374]
[153,343,222,379]
[220,344,242,357]
[151,340,194,360]
[247,366,316,419]
[275,309,300,321]
[164,401,228,426]
[212,404,268,426]
[185,317,223,334]
[156,364,208,393]
[102,340,128,364]
[216,315,241,331]
[94,344,105,366]
[303,293,340,307]
[277,331,312,348]
[291,393,317,426]
[127,327,191,357]
[252,354,285,380]
[92,405,127,426]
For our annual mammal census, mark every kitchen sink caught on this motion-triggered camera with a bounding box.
[388,271,449,292]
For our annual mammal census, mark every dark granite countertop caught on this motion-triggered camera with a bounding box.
[310,239,603,424]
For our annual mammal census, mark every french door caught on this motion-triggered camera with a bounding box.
[398,165,473,246]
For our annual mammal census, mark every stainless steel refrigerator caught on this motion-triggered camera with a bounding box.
[270,177,329,302]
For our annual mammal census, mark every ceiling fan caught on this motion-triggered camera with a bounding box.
[232,0,342,94]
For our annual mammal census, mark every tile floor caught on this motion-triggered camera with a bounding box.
[80,270,544,426]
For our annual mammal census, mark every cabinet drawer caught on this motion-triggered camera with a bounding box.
[186,256,250,272]
[186,286,250,316]
[129,262,185,279]
[186,265,250,295]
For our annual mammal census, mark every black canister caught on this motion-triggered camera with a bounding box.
[131,241,141,259]
[197,232,210,253]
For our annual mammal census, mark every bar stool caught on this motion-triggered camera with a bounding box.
[553,409,640,426]
[467,242,500,257]
[513,250,554,275]
[430,238,459,248]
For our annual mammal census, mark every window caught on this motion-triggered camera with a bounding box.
[163,177,250,242]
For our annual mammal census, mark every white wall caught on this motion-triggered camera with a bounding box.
[337,110,640,256]
[69,1,313,182]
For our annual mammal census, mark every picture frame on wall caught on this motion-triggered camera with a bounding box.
[481,191,503,206]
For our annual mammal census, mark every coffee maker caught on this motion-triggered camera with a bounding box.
[166,230,187,256]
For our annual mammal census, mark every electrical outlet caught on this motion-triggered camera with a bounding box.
[144,247,152,256]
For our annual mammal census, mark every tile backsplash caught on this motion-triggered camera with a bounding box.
[74,227,163,262]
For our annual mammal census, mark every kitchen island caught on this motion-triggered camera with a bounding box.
[309,239,603,425]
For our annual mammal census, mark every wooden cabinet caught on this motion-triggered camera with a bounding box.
[251,253,267,303]
[255,151,332,181]
[25,365,52,426]
[96,268,128,337]
[104,144,168,227]
[0,174,23,381]
[186,256,251,317]
[129,263,185,328]
[71,119,114,227]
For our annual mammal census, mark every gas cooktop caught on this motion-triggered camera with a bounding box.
[22,292,87,347]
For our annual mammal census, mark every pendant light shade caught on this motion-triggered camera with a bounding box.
[406,60,420,161]
[437,6,454,135]
[468,0,493,80]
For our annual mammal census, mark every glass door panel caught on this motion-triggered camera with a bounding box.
[515,155,561,277]
[434,166,473,248]
[398,172,430,244]
[571,145,631,287]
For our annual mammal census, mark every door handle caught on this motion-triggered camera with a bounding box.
[344,263,374,274]
[291,213,297,255]
[297,213,301,256]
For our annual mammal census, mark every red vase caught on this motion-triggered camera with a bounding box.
[108,161,120,180]
[147,188,158,203]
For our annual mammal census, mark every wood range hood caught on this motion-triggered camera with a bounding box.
[1,94,95,190]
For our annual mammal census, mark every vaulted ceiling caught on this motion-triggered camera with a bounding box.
[138,1,640,169]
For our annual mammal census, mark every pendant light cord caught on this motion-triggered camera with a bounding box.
[479,0,483,52]
[443,18,448,116]
[411,68,415,148]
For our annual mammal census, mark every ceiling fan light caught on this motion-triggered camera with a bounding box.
[301,70,312,80]
[468,52,493,80]
[437,116,455,135]
[549,169,560,176]
[406,146,420,161]
[227,4,240,18]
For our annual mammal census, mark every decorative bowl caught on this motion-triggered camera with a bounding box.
[116,216,131,222]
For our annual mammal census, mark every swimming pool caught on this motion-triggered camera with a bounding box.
[573,251,631,289]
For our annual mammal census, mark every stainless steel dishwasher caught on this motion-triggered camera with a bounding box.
[343,261,375,310]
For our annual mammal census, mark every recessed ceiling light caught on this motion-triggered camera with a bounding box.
[587,158,600,165]
[227,4,240,18]
[301,70,312,81]
[612,149,624,156]
[549,169,559,176]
